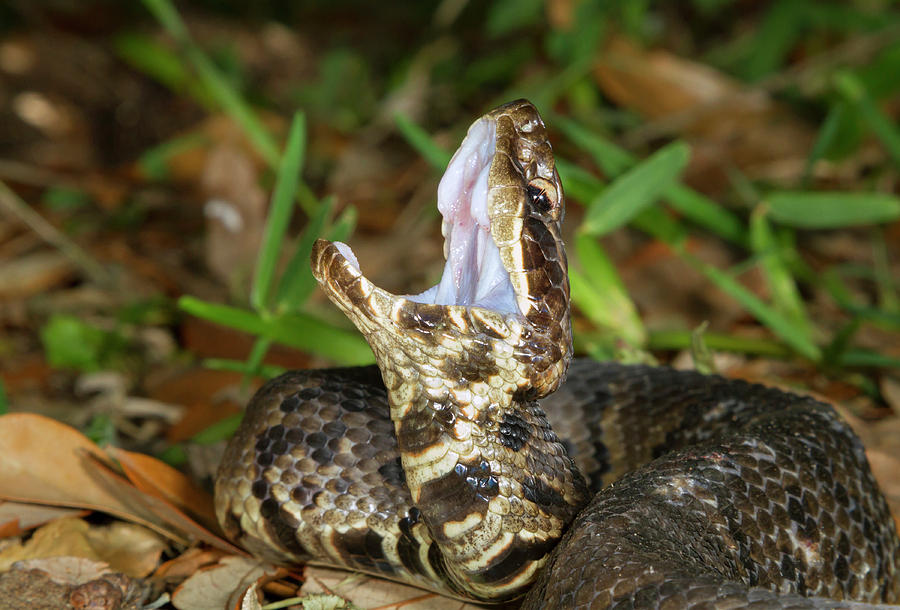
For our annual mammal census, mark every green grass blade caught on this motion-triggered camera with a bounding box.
[822,318,862,366]
[766,191,900,228]
[113,33,214,108]
[274,195,334,312]
[555,158,605,204]
[690,322,716,375]
[485,0,543,37]
[178,297,373,364]
[203,358,286,379]
[192,413,244,445]
[244,336,272,380]
[274,200,356,312]
[328,205,358,244]
[178,297,270,335]
[570,235,646,347]
[136,132,209,181]
[802,102,846,186]
[556,115,746,246]
[738,0,805,82]
[393,112,451,171]
[142,0,323,219]
[630,206,688,246]
[647,329,792,358]
[873,229,899,312]
[190,48,279,165]
[750,207,816,343]
[580,141,690,236]
[664,184,747,247]
[143,0,280,167]
[686,256,822,362]
[837,350,900,369]
[820,268,858,310]
[140,0,189,40]
[835,70,900,167]
[266,313,373,364]
[251,112,306,311]
[553,115,633,176]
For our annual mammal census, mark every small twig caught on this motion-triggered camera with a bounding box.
[0,159,83,189]
[0,179,115,287]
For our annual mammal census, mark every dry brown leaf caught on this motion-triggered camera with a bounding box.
[171,556,278,610]
[867,450,900,499]
[881,376,900,415]
[133,113,284,185]
[0,501,87,537]
[154,547,229,582]
[593,36,814,187]
[202,142,267,289]
[176,317,312,373]
[84,521,167,578]
[0,517,165,577]
[235,581,264,610]
[0,413,243,555]
[12,556,111,586]
[867,450,900,531]
[0,354,52,395]
[0,414,160,528]
[301,566,483,610]
[0,518,100,571]
[595,36,741,120]
[82,451,244,555]
[0,250,75,298]
[108,447,221,534]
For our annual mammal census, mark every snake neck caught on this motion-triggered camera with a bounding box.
[309,99,585,600]
[372,329,588,601]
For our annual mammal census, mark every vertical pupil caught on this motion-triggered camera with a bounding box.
[527,184,551,212]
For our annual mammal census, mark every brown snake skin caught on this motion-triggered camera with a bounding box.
[215,100,900,608]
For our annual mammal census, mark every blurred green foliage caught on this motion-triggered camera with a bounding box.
[113,0,900,404]
[40,315,130,373]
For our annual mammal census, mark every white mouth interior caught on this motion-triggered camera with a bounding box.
[332,117,518,315]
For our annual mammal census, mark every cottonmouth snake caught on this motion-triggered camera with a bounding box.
[215,100,900,608]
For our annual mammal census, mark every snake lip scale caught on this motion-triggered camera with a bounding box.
[215,100,900,608]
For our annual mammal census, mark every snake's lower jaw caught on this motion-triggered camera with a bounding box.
[310,102,573,400]
[311,233,569,405]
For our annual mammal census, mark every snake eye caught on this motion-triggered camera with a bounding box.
[526,177,560,219]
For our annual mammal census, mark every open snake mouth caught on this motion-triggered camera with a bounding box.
[331,115,521,317]
[314,99,570,398]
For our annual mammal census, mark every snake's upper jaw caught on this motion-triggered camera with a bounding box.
[311,100,572,397]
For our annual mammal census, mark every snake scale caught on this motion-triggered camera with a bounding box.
[215,100,900,608]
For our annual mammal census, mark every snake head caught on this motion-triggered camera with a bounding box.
[312,100,571,400]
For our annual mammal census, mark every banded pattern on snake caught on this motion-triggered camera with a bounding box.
[215,100,900,608]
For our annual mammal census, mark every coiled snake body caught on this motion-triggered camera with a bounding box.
[215,100,900,608]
